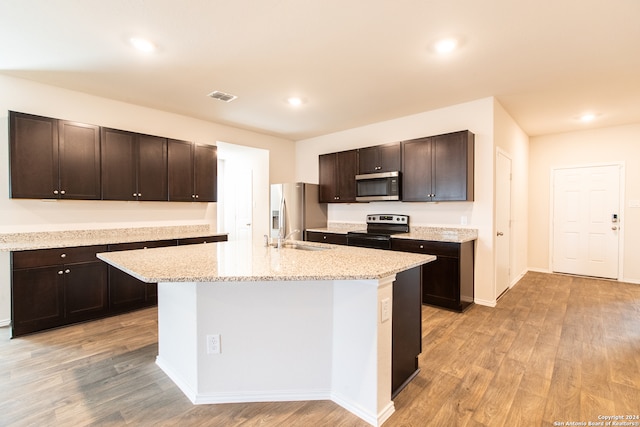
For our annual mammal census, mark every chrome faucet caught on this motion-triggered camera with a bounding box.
[278,229,299,248]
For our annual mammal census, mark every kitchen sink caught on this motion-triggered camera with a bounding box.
[281,243,331,251]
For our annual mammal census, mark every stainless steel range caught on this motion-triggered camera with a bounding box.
[346,214,409,250]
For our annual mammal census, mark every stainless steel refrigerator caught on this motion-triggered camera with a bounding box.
[270,183,327,241]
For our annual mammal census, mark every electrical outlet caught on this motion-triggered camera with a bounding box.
[206,334,221,354]
[381,298,390,322]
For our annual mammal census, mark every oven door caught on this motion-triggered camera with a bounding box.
[347,233,392,250]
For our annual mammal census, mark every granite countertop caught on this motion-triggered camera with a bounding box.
[307,223,478,243]
[0,224,227,252]
[97,239,435,283]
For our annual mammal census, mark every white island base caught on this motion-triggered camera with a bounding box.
[155,275,396,426]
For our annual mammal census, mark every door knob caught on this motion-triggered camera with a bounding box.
[497,231,504,236]
[612,226,618,230]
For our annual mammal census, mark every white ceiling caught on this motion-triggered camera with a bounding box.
[1,0,639,140]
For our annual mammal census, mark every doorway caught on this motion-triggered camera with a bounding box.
[551,164,623,279]
[216,142,269,242]
[496,149,512,299]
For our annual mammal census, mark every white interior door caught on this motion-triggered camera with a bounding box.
[552,165,621,279]
[496,151,512,298]
[234,169,253,241]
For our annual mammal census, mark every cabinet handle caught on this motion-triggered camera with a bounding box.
[65,269,70,274]
[60,253,66,258]
[53,190,59,195]
[192,195,196,199]
[58,270,64,275]
[60,190,66,195]
[138,193,142,197]
[419,245,424,249]
[195,195,199,199]
[323,236,327,240]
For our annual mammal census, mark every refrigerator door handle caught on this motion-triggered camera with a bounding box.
[279,196,286,237]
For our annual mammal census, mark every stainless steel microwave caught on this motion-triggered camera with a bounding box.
[355,171,401,202]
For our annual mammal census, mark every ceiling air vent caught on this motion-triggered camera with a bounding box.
[207,90,237,103]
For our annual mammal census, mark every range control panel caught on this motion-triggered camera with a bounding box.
[366,214,409,225]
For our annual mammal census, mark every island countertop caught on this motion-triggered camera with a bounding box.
[97,239,435,283]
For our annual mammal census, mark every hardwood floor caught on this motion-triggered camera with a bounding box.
[1,272,639,426]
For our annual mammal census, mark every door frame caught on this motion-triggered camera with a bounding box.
[548,162,625,279]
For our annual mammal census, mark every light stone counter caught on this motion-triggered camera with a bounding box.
[0,224,226,251]
[394,226,478,243]
[97,238,435,283]
[307,223,478,243]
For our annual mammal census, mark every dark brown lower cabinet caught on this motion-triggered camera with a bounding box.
[391,239,475,312]
[11,245,108,337]
[10,235,228,337]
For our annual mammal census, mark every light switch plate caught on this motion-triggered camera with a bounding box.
[629,200,640,208]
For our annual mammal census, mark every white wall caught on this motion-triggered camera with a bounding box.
[529,123,640,284]
[493,100,530,286]
[295,97,499,306]
[0,74,296,325]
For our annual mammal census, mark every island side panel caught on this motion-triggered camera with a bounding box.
[331,276,395,426]
[193,280,334,400]
[155,282,199,401]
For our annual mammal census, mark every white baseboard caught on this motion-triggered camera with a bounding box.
[474,298,496,308]
[0,319,10,328]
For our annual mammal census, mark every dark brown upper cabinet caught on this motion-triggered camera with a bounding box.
[10,111,101,199]
[101,128,168,201]
[402,130,474,202]
[358,142,401,174]
[318,149,357,203]
[168,139,217,202]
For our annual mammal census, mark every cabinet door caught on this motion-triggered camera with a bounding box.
[101,128,137,200]
[335,149,357,202]
[318,153,337,203]
[12,266,65,336]
[422,255,460,309]
[402,137,433,201]
[58,120,101,199]
[358,146,379,174]
[378,142,401,173]
[432,131,473,201]
[138,134,168,201]
[194,144,217,202]
[109,266,147,311]
[65,261,109,320]
[168,139,194,201]
[9,111,59,199]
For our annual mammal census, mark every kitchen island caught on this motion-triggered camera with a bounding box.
[97,239,435,427]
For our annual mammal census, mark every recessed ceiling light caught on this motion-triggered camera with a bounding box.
[580,113,596,122]
[287,97,304,107]
[129,37,156,53]
[434,38,458,54]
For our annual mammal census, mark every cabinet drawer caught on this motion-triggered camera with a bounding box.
[305,231,348,245]
[177,235,227,245]
[390,239,459,257]
[12,245,108,269]
[108,239,176,252]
